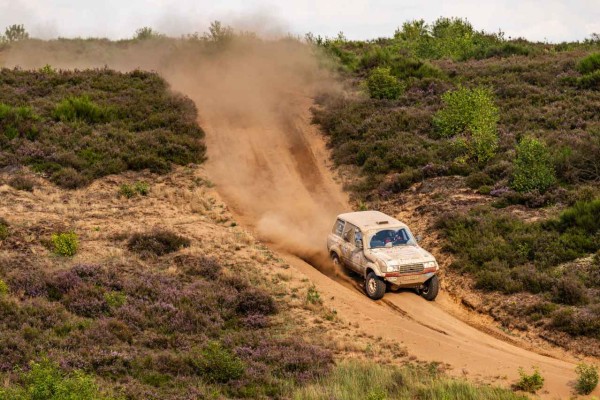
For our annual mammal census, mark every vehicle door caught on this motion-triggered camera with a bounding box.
[350,230,367,275]
[341,223,361,272]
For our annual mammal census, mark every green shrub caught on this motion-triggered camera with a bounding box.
[577,53,600,75]
[118,182,148,198]
[53,95,112,124]
[433,86,499,163]
[513,367,544,393]
[51,232,79,257]
[366,67,404,100]
[306,286,322,305]
[118,184,136,199]
[511,137,556,193]
[576,363,599,395]
[104,291,127,309]
[192,341,245,383]
[552,276,588,305]
[127,229,191,257]
[0,358,112,400]
[0,217,8,240]
[0,279,8,296]
[133,181,150,196]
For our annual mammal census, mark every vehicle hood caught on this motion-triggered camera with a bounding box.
[366,246,434,264]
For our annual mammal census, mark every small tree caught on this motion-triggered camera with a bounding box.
[134,27,164,40]
[511,136,556,193]
[366,67,404,100]
[4,24,29,42]
[433,86,499,163]
[204,20,234,43]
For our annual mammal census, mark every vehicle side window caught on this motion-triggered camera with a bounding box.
[333,219,345,237]
[342,223,357,243]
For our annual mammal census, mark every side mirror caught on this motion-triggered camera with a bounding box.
[416,235,423,243]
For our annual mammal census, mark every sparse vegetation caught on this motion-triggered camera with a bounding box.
[294,361,528,400]
[119,181,150,198]
[513,367,544,393]
[51,232,79,257]
[575,362,599,395]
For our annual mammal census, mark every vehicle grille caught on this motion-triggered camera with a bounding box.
[399,263,424,274]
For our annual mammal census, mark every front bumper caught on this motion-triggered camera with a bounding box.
[383,271,435,287]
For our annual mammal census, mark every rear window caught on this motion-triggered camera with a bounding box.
[333,219,345,237]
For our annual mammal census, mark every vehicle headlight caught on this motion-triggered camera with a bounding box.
[424,261,438,270]
[385,263,399,272]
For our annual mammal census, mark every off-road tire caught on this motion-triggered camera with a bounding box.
[330,252,341,268]
[365,272,386,300]
[421,275,439,301]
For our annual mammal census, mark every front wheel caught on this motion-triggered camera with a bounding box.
[420,275,439,301]
[365,272,386,300]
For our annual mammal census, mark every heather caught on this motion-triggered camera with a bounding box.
[0,68,206,188]
[0,251,332,398]
[439,199,600,339]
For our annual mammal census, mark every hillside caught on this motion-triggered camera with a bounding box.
[0,67,531,399]
[311,18,600,356]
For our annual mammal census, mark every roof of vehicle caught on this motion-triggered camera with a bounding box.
[337,211,407,231]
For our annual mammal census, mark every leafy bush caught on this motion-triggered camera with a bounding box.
[576,363,599,395]
[433,86,499,163]
[577,53,600,75]
[193,341,245,383]
[127,229,191,257]
[0,358,112,400]
[0,217,8,240]
[8,175,34,192]
[552,276,588,306]
[511,137,556,193]
[513,367,544,393]
[51,232,79,257]
[366,67,404,100]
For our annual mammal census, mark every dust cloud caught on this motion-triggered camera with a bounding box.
[0,34,349,271]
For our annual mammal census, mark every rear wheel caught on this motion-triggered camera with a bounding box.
[420,275,439,301]
[365,272,386,300]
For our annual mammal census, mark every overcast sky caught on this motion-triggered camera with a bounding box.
[1,0,599,43]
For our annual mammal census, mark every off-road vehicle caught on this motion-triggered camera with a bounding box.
[327,211,440,301]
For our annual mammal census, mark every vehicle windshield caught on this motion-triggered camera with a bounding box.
[368,228,415,248]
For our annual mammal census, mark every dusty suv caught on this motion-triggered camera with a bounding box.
[327,211,439,301]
